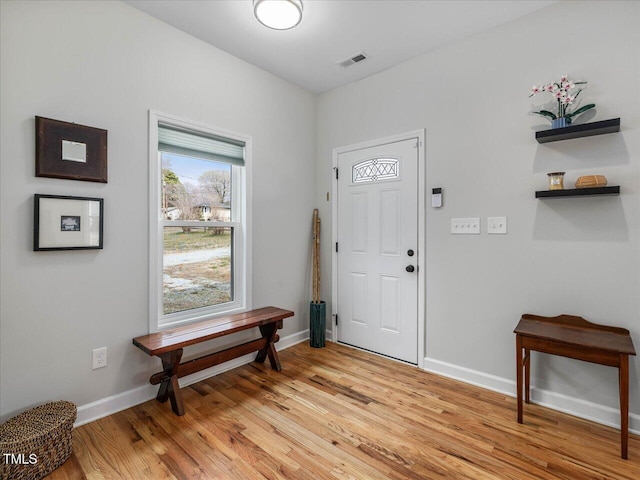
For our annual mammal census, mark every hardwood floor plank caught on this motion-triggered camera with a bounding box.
[46,342,639,479]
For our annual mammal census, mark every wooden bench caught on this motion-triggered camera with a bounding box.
[133,306,294,416]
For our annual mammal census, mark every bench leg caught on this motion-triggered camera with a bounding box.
[256,322,282,371]
[157,349,185,416]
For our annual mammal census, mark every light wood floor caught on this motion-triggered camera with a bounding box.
[49,342,638,479]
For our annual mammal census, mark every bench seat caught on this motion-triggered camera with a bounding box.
[133,306,294,416]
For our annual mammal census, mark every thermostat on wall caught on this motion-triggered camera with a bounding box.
[432,188,442,208]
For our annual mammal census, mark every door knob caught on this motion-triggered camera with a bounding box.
[407,249,414,257]
[406,265,415,273]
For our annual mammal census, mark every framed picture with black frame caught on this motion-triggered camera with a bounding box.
[35,116,108,183]
[34,194,104,251]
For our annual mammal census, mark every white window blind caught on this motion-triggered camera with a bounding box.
[158,123,245,166]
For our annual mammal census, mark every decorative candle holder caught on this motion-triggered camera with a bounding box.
[547,172,565,190]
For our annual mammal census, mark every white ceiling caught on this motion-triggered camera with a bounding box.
[125,0,557,94]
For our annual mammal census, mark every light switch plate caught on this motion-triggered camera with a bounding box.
[451,218,480,234]
[488,217,507,234]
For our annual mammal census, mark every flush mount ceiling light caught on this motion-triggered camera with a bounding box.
[253,0,303,30]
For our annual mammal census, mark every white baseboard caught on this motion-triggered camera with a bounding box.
[78,339,638,435]
[423,356,640,435]
[75,330,309,427]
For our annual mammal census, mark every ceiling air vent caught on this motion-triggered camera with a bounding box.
[338,51,368,68]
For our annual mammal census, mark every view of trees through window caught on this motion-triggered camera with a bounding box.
[161,152,233,315]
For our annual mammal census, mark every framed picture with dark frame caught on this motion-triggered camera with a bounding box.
[35,116,108,183]
[34,194,104,251]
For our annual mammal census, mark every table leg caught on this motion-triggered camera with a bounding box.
[516,335,523,424]
[524,348,530,404]
[620,354,629,459]
[157,349,185,416]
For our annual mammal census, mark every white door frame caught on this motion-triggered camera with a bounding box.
[331,130,426,369]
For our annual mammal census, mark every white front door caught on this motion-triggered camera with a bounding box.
[336,137,419,364]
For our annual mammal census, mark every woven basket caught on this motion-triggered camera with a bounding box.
[0,401,76,480]
[575,174,608,188]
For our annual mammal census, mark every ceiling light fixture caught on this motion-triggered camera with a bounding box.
[253,0,303,30]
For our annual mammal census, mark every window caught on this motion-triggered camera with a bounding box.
[149,111,251,330]
[352,158,399,183]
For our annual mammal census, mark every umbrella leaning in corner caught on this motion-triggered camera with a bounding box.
[310,208,325,348]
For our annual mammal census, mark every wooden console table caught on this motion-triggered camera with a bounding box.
[514,314,636,459]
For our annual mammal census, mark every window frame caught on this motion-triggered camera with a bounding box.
[148,110,252,332]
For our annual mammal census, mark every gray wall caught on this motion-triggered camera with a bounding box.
[317,0,639,424]
[0,0,316,420]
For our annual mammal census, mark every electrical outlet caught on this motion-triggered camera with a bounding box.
[93,347,107,369]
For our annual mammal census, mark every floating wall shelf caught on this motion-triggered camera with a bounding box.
[535,118,620,144]
[535,186,620,199]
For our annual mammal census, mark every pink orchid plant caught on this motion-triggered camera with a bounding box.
[529,75,595,124]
